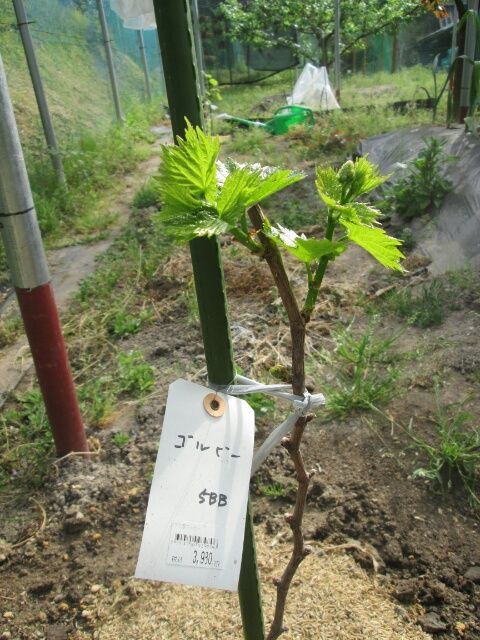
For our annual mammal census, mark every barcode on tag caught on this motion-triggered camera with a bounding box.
[173,532,219,549]
[167,522,223,570]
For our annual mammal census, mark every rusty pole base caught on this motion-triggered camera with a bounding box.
[15,282,88,456]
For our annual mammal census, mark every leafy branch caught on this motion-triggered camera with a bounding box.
[156,121,404,639]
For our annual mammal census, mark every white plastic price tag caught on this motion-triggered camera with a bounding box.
[135,379,254,591]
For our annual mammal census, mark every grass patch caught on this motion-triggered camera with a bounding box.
[0,315,22,349]
[25,100,163,245]
[410,401,480,507]
[323,321,399,416]
[133,178,162,209]
[378,267,480,329]
[445,267,480,299]
[0,208,173,488]
[112,432,130,449]
[246,392,277,421]
[0,390,51,487]
[385,280,445,328]
[259,482,287,500]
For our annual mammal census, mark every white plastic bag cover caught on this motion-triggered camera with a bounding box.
[288,63,340,111]
[110,0,156,30]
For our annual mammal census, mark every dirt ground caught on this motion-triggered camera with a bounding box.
[1,137,480,639]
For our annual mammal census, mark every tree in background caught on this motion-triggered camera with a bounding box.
[220,0,429,67]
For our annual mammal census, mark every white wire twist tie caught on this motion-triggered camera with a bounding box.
[210,375,325,476]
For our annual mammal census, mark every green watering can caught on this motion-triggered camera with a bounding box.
[219,105,315,135]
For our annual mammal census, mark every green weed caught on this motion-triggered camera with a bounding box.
[396,227,416,252]
[108,307,153,339]
[246,392,276,419]
[110,310,143,338]
[410,402,480,507]
[385,137,453,220]
[0,390,52,486]
[118,350,155,396]
[78,377,116,428]
[0,316,22,349]
[259,482,287,500]
[133,179,161,209]
[112,432,130,449]
[386,280,445,328]
[325,322,399,415]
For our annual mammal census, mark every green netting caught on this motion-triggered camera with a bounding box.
[197,2,462,86]
[0,0,165,141]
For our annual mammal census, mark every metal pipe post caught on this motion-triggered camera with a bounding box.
[460,0,479,120]
[12,0,66,186]
[190,0,206,97]
[96,0,122,122]
[152,1,265,638]
[0,54,87,457]
[334,0,341,99]
[136,30,152,102]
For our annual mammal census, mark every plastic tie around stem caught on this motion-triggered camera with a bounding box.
[210,375,325,476]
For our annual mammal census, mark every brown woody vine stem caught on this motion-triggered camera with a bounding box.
[248,204,314,640]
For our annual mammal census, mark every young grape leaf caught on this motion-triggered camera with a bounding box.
[218,163,304,222]
[337,201,382,226]
[157,123,304,243]
[315,166,342,206]
[265,224,346,263]
[159,121,220,205]
[160,208,230,242]
[342,156,387,199]
[340,219,405,271]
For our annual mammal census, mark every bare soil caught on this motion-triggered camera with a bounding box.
[1,146,479,639]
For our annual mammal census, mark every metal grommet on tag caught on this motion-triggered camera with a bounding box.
[203,393,225,418]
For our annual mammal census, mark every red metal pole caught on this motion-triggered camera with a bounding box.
[0,53,88,456]
[15,284,88,456]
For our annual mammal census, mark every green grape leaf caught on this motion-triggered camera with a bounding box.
[218,163,304,222]
[156,124,304,244]
[241,165,305,206]
[337,201,382,226]
[216,167,266,222]
[315,166,342,206]
[340,219,405,271]
[159,121,220,204]
[265,224,346,263]
[343,156,387,198]
[160,208,230,242]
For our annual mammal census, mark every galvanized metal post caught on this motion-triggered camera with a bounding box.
[96,0,122,122]
[152,1,265,638]
[190,0,206,97]
[0,54,87,457]
[136,30,152,102]
[460,0,479,120]
[334,0,341,99]
[12,0,66,186]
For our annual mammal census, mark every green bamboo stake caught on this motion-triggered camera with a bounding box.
[152,2,265,638]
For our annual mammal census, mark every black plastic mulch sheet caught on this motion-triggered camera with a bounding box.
[360,126,480,274]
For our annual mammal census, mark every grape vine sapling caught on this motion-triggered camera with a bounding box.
[156,122,404,639]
